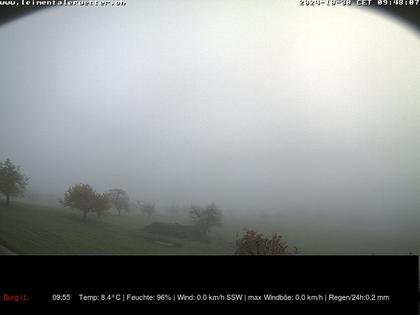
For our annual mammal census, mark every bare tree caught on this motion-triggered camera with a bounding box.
[190,202,222,235]
[107,188,129,216]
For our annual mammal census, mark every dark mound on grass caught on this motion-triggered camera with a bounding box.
[142,222,208,242]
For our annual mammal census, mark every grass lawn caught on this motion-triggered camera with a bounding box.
[0,201,234,255]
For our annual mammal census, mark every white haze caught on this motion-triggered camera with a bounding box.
[0,1,419,215]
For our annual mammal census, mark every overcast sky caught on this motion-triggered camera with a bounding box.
[0,1,419,212]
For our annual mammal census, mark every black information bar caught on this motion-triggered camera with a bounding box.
[0,255,418,313]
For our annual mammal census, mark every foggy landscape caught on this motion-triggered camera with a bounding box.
[0,1,419,255]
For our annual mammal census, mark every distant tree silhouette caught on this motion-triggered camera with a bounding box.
[137,200,156,218]
[190,203,222,235]
[91,192,111,218]
[0,159,29,206]
[107,189,129,216]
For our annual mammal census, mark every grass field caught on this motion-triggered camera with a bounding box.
[0,200,419,255]
[0,201,234,255]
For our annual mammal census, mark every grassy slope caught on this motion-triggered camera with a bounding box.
[0,200,419,255]
[0,202,234,255]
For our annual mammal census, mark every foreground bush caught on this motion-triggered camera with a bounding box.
[235,229,298,255]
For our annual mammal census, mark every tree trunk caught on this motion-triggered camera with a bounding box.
[118,209,121,216]
[5,194,10,206]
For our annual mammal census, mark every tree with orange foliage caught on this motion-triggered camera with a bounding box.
[235,229,298,255]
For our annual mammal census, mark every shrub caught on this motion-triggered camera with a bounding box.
[235,229,298,255]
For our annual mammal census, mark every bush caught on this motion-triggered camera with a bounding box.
[235,229,298,255]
